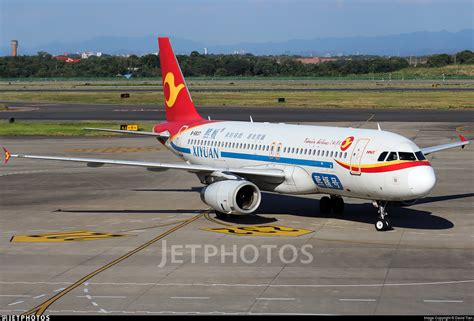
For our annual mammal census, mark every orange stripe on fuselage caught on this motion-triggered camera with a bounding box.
[335,159,430,173]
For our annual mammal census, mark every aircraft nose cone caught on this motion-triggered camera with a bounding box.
[408,165,436,197]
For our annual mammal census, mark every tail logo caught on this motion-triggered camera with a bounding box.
[340,136,354,151]
[164,72,185,108]
[3,147,11,164]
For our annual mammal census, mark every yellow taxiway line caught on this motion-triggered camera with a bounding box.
[23,213,203,316]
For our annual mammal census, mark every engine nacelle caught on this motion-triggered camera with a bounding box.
[200,180,261,215]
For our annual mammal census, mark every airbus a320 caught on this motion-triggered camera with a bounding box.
[3,37,470,231]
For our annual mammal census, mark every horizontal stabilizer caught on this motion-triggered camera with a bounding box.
[83,127,169,138]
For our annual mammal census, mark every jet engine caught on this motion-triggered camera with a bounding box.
[200,180,261,215]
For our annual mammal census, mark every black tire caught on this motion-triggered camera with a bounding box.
[331,197,345,215]
[320,196,332,214]
[215,211,229,219]
[385,218,392,230]
[375,219,389,231]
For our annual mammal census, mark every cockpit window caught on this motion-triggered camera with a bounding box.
[377,151,388,162]
[415,151,426,160]
[398,152,416,161]
[386,152,398,161]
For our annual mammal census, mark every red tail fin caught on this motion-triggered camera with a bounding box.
[158,37,202,122]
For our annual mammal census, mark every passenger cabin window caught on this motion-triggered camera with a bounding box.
[398,152,416,161]
[386,152,398,161]
[378,151,388,162]
[415,151,426,160]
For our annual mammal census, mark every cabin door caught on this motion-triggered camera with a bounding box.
[349,138,370,175]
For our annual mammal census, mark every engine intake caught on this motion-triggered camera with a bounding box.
[200,180,261,215]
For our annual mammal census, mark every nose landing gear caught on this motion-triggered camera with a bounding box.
[373,201,392,231]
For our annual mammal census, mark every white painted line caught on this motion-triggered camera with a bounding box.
[1,279,473,288]
[92,302,98,307]
[0,295,30,297]
[33,294,46,299]
[0,308,334,315]
[0,310,27,313]
[77,295,126,299]
[339,298,376,302]
[84,288,89,293]
[256,298,295,301]
[170,297,209,300]
[423,300,463,303]
[99,309,108,313]
[8,301,24,306]
[54,287,66,292]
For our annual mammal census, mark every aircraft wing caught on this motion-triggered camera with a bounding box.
[2,148,285,179]
[421,134,470,155]
[83,127,170,138]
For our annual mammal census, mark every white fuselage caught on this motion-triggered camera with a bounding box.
[166,121,436,202]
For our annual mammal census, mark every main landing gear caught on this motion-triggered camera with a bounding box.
[373,201,392,231]
[216,211,230,219]
[319,195,344,215]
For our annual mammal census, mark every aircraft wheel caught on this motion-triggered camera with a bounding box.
[375,219,389,231]
[331,197,345,215]
[320,196,332,214]
[215,211,229,219]
[385,218,392,230]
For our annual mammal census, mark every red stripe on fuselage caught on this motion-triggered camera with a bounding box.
[335,159,431,173]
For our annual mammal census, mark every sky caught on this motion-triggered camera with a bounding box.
[1,0,473,47]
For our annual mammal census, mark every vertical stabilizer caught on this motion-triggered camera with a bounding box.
[158,37,202,122]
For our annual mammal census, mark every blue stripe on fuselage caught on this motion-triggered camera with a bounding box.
[170,142,333,169]
[170,141,191,154]
[221,151,333,169]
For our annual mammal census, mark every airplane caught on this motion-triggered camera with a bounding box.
[3,37,470,231]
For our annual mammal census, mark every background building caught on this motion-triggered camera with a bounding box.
[10,40,18,56]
